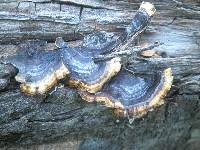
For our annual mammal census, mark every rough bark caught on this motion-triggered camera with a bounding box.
[0,0,200,150]
[0,0,200,44]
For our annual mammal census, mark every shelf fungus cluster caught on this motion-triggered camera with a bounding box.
[79,68,173,117]
[4,2,173,118]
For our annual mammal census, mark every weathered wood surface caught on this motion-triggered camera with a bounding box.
[0,0,200,43]
[0,0,200,150]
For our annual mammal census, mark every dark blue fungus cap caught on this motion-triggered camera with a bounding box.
[6,46,69,95]
[79,68,173,118]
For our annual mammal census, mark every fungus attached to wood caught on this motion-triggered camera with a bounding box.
[6,47,69,95]
[62,31,121,94]
[52,32,121,94]
[93,1,156,62]
[79,68,173,118]
[62,47,122,93]
[4,1,159,97]
[63,2,156,93]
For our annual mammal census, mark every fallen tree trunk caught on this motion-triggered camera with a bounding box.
[0,0,200,150]
[0,0,200,44]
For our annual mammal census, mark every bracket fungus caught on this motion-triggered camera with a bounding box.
[6,47,69,95]
[64,49,121,93]
[61,34,121,93]
[52,31,121,94]
[79,68,173,118]
[3,2,173,118]
[4,1,156,95]
[64,1,156,93]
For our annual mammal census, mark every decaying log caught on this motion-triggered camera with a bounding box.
[0,0,200,44]
[0,0,200,150]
